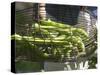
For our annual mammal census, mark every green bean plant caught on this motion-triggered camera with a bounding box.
[12,19,89,62]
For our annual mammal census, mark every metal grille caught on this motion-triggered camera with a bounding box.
[15,3,97,62]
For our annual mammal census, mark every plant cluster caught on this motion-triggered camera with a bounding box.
[12,20,89,62]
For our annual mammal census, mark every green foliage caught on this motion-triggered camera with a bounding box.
[16,61,43,73]
[88,57,97,69]
[12,19,89,62]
